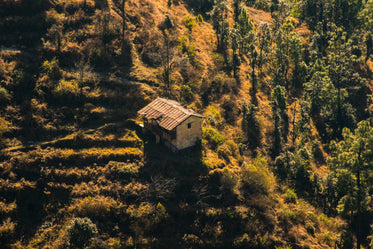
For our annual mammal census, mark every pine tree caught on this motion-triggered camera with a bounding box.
[366,32,372,62]
[329,120,373,249]
[111,0,127,46]
[209,0,230,52]
[241,102,261,150]
[235,7,254,54]
[256,22,271,77]
[271,85,288,157]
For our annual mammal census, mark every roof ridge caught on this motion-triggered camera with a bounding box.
[138,97,204,131]
[158,97,200,115]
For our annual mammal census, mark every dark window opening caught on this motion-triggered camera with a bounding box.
[188,123,191,129]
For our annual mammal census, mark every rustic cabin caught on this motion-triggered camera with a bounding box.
[138,97,204,151]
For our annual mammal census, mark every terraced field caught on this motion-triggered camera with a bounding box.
[0,121,150,246]
[0,113,210,248]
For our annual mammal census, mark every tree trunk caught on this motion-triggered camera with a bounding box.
[291,102,297,144]
[356,148,362,249]
[357,169,361,249]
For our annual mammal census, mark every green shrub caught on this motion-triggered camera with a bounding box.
[183,15,196,31]
[221,97,238,124]
[220,167,238,194]
[204,106,223,128]
[318,213,332,226]
[178,36,188,53]
[322,231,332,245]
[210,73,225,94]
[0,87,9,102]
[241,163,273,194]
[206,114,217,127]
[283,189,298,204]
[180,85,194,102]
[67,217,98,249]
[240,154,274,195]
[277,205,304,231]
[178,36,199,66]
[186,43,198,66]
[225,140,239,156]
[155,202,168,222]
[107,237,121,249]
[217,144,231,160]
[196,14,203,25]
[182,234,203,247]
[202,127,225,149]
[54,79,79,97]
[116,163,140,179]
[217,141,239,161]
[42,57,61,80]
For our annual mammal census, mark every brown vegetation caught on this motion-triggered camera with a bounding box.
[1,0,370,248]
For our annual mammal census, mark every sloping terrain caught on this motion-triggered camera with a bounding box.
[1,0,373,248]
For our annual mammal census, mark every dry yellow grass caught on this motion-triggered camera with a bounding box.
[34,147,143,166]
[0,178,36,192]
[0,201,16,215]
[126,0,219,86]
[126,202,155,218]
[79,147,142,157]
[68,195,123,217]
[295,23,313,43]
[247,7,273,27]
[367,59,373,74]
[204,149,226,170]
[276,198,345,248]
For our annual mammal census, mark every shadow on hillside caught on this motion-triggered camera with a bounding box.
[141,134,207,179]
[15,186,46,241]
[138,127,208,198]
[0,1,50,47]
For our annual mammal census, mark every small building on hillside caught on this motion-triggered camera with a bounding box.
[138,97,204,151]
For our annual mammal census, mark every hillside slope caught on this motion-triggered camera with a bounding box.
[1,0,373,248]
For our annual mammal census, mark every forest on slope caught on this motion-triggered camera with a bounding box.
[0,0,373,248]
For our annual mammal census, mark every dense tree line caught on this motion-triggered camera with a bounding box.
[205,0,373,247]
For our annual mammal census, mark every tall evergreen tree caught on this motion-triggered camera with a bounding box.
[209,0,230,52]
[288,32,306,89]
[233,6,254,54]
[256,22,271,77]
[233,0,240,21]
[271,85,288,157]
[366,32,372,62]
[329,120,373,249]
[241,102,261,150]
[111,0,128,46]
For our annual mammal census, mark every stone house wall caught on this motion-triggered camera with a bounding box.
[176,116,202,150]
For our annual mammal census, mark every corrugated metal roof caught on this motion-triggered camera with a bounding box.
[138,97,204,131]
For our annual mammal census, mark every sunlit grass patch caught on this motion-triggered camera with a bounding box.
[68,195,123,217]
[0,178,36,192]
[0,201,16,216]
